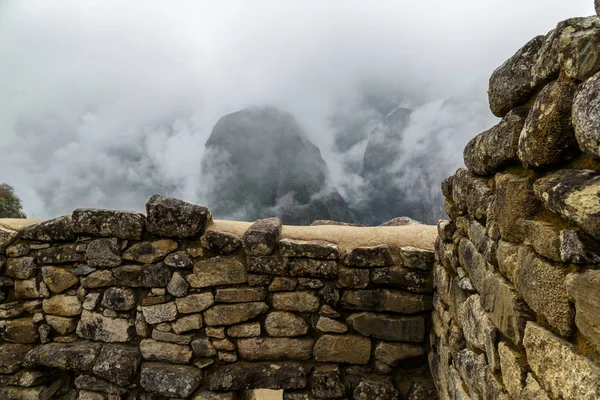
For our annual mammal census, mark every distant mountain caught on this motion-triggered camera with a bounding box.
[201,107,356,225]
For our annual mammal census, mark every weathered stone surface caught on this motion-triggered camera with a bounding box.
[21,215,75,241]
[523,219,562,262]
[14,278,40,299]
[194,391,236,400]
[513,246,574,336]
[146,194,211,238]
[242,218,282,256]
[141,301,178,324]
[92,344,141,386]
[176,292,214,314]
[188,257,247,288]
[495,172,539,243]
[298,279,322,290]
[201,231,242,256]
[337,267,369,288]
[209,362,307,391]
[204,302,269,326]
[534,169,600,240]
[238,338,314,361]
[0,301,24,319]
[0,369,50,387]
[269,277,298,291]
[0,343,34,373]
[80,270,116,289]
[279,238,339,259]
[347,312,424,342]
[464,106,529,176]
[524,322,600,399]
[272,291,320,312]
[101,287,136,311]
[481,273,532,346]
[86,238,121,267]
[451,168,493,221]
[40,266,78,294]
[76,310,134,342]
[122,239,177,264]
[152,329,192,345]
[310,364,346,398]
[248,273,271,286]
[566,270,600,352]
[172,314,203,334]
[72,208,145,240]
[455,348,510,400]
[459,295,497,352]
[37,244,85,264]
[43,295,82,316]
[498,341,527,400]
[6,257,37,279]
[353,376,400,400]
[247,256,286,275]
[560,229,600,264]
[265,311,309,337]
[166,271,189,298]
[557,16,600,81]
[341,289,432,314]
[215,287,266,303]
[374,341,424,366]
[316,316,347,333]
[140,362,201,397]
[313,335,370,364]
[518,80,578,168]
[0,379,63,400]
[140,339,192,364]
[227,322,261,338]
[488,35,545,117]
[437,220,456,242]
[46,315,77,335]
[191,337,217,357]
[520,373,551,400]
[286,258,338,278]
[574,72,600,165]
[371,266,433,294]
[164,250,193,268]
[113,262,170,287]
[346,244,393,267]
[24,342,102,371]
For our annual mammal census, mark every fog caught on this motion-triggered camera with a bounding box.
[0,0,593,220]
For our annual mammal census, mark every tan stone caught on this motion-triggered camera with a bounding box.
[122,239,178,263]
[498,341,527,400]
[272,291,320,313]
[237,338,314,361]
[176,292,214,314]
[566,270,600,352]
[172,314,203,334]
[42,295,82,316]
[204,302,269,326]
[140,339,192,364]
[46,315,77,335]
[520,373,551,400]
[40,266,78,294]
[215,287,266,303]
[187,258,247,288]
[316,317,347,333]
[227,322,261,338]
[265,311,309,337]
[14,278,40,299]
[76,310,134,342]
[374,341,424,366]
[141,302,178,325]
[313,335,371,364]
[341,289,432,314]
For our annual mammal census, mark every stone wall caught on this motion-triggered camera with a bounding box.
[431,9,600,400]
[0,195,437,400]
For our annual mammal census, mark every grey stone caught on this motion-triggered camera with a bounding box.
[286,258,338,278]
[310,364,346,398]
[451,168,493,221]
[494,172,539,243]
[6,243,30,257]
[92,344,141,386]
[152,329,193,345]
[379,216,423,226]
[46,315,77,335]
[0,379,63,400]
[122,239,178,264]
[316,316,347,333]
[164,250,193,268]
[81,270,116,289]
[146,194,211,238]
[76,310,134,342]
[346,244,393,267]
[167,271,190,297]
[101,287,136,311]
[524,322,600,399]
[172,314,203,334]
[176,292,214,314]
[272,291,320,312]
[574,70,600,160]
[560,229,600,264]
[227,322,261,337]
[437,220,456,242]
[187,257,247,288]
[0,343,34,373]
[566,270,600,352]
[374,341,424,366]
[237,338,314,361]
[215,287,266,303]
[75,374,127,395]
[21,215,75,241]
[265,311,309,337]
[498,341,527,400]
[86,238,121,267]
[347,312,424,342]
[140,339,192,364]
[202,230,242,255]
[5,257,37,279]
[488,35,545,117]
[24,342,102,371]
[521,373,551,400]
[112,262,170,287]
[209,362,307,391]
[248,273,272,286]
[37,244,86,264]
[558,16,600,81]
[313,335,371,364]
[341,289,432,314]
[204,302,269,326]
[459,295,497,352]
[353,376,400,400]
[247,256,286,275]
[279,238,339,259]
[83,292,101,311]
[337,267,370,288]
[191,337,217,357]
[140,362,201,398]
[0,301,24,319]
[518,80,578,168]
[371,266,433,294]
[141,301,178,324]
[0,226,17,251]
[269,277,298,291]
[242,218,282,256]
[41,266,78,294]
[72,208,145,240]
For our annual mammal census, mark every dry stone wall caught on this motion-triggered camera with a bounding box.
[0,195,437,400]
[432,8,600,400]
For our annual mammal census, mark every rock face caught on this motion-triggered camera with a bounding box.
[201,107,355,225]
[72,209,145,240]
[140,362,201,398]
[146,195,211,238]
[573,71,600,159]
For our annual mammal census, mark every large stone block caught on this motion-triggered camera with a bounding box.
[215,287,266,303]
[187,257,247,288]
[86,238,121,267]
[558,16,600,81]
[574,70,600,160]
[41,266,78,294]
[347,312,424,342]
[272,291,320,313]
[523,322,600,399]
[112,262,170,287]
[76,310,134,342]
[464,106,529,176]
[247,256,286,275]
[204,302,269,326]
[42,295,82,316]
[202,230,242,255]
[494,172,539,243]
[122,239,178,264]
[146,194,211,238]
[209,362,307,390]
[242,218,282,256]
[374,341,425,366]
[140,339,192,364]
[279,238,339,259]
[371,266,433,294]
[92,344,141,386]
[141,301,178,324]
[459,295,497,354]
[72,208,146,240]
[0,343,34,373]
[286,258,338,278]
[140,362,201,398]
[566,270,600,352]
[21,215,75,241]
[237,338,314,361]
[341,289,432,314]
[451,168,493,222]
[37,244,86,264]
[488,35,545,117]
[313,335,371,364]
[498,341,527,400]
[5,257,37,279]
[24,342,102,371]
[346,245,393,267]
[265,311,309,337]
[176,292,214,314]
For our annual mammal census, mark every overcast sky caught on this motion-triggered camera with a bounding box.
[0,0,594,219]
